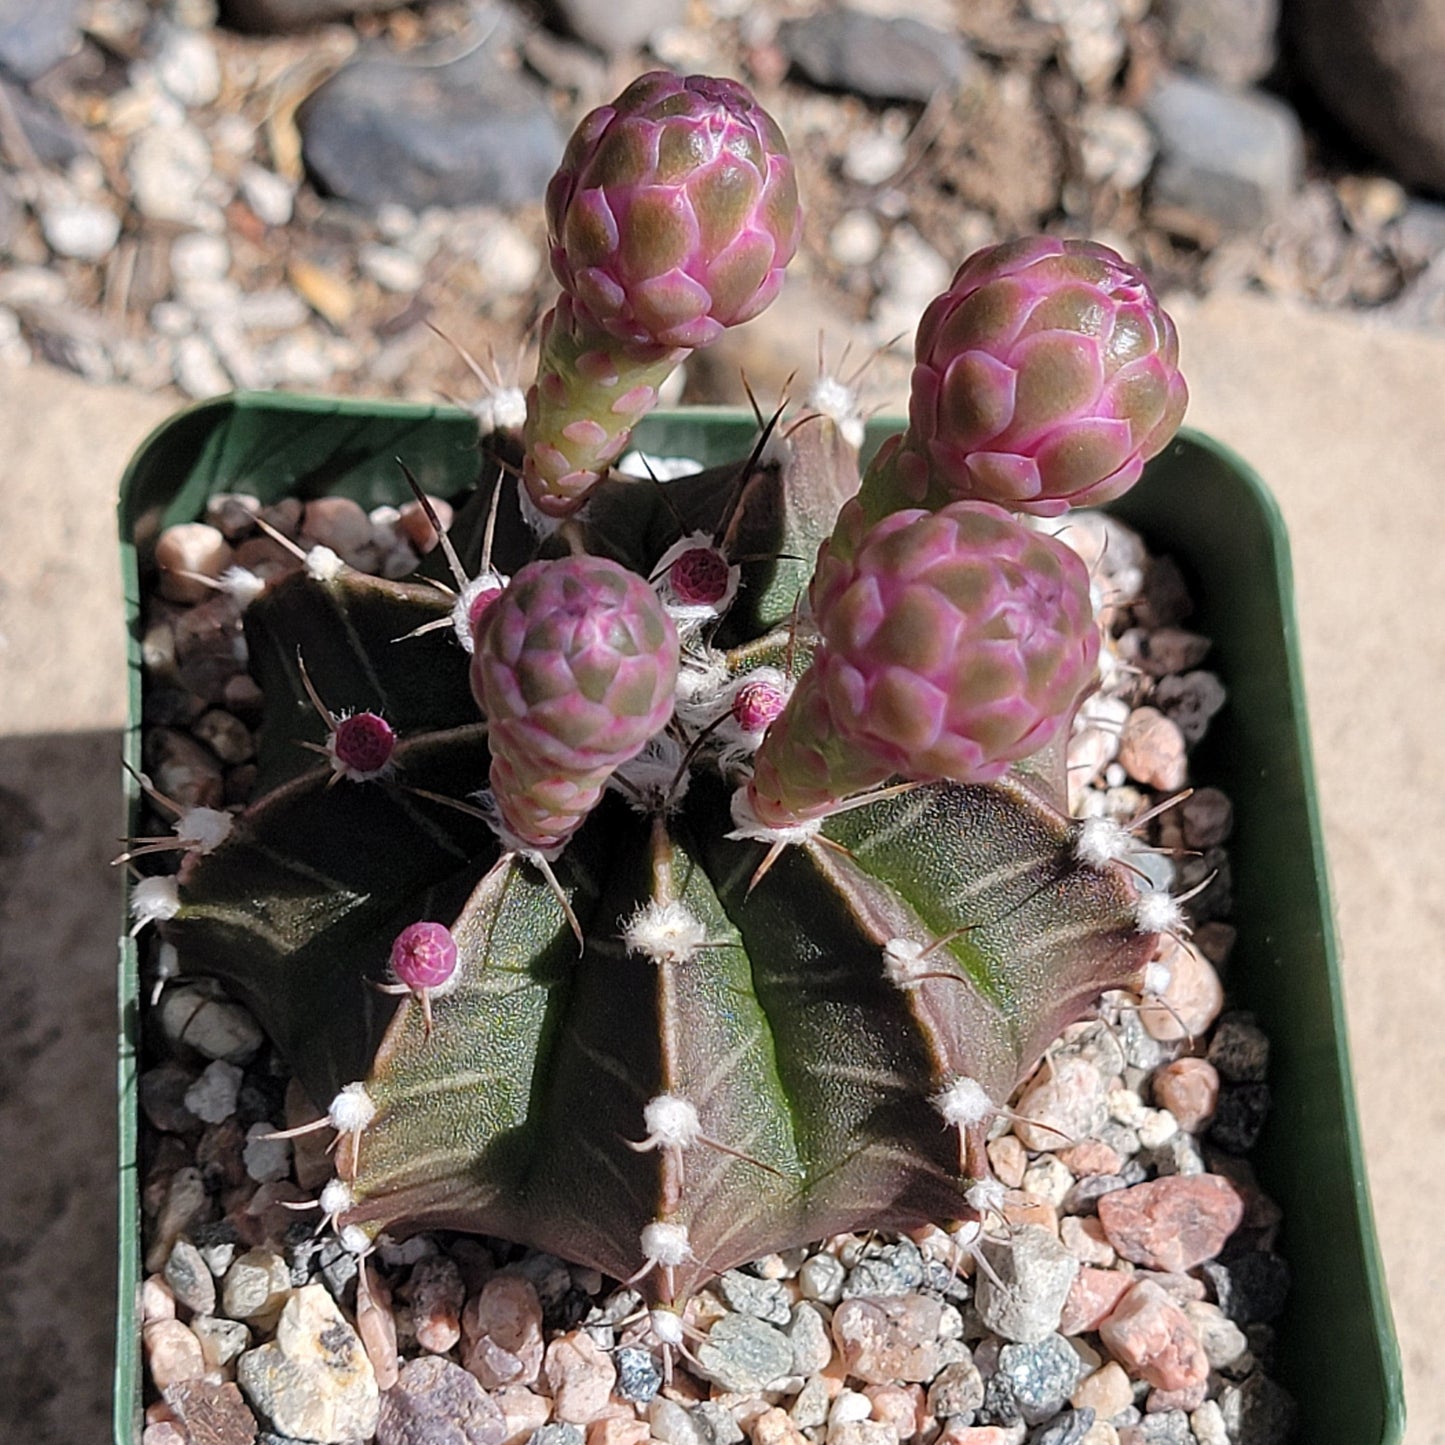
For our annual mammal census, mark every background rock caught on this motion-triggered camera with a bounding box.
[298,44,564,211]
[1156,0,1280,87]
[1287,0,1445,192]
[778,8,975,105]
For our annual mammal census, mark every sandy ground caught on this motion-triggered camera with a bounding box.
[1,288,1440,1442]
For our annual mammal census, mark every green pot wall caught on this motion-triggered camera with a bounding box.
[115,396,1405,1445]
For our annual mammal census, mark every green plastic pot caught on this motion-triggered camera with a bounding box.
[116,395,1404,1445]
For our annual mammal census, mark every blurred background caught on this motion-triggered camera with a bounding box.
[1,0,1442,1441]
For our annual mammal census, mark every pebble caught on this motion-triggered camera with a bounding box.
[495,1386,551,1445]
[1077,103,1155,189]
[1097,1282,1207,1392]
[379,1354,507,1445]
[832,1294,944,1383]
[695,1311,795,1392]
[974,1228,1078,1345]
[1217,1373,1296,1444]
[779,9,974,104]
[844,1239,925,1297]
[161,1379,258,1445]
[184,1059,244,1124]
[1119,1410,1191,1444]
[1021,1155,1075,1209]
[360,242,426,293]
[301,495,374,566]
[155,522,235,604]
[1206,1013,1270,1082]
[171,231,231,287]
[531,1426,584,1445]
[165,1237,218,1314]
[1070,1360,1132,1419]
[298,46,564,211]
[192,1314,251,1370]
[1188,1399,1229,1445]
[718,1269,793,1324]
[987,1135,1029,1189]
[752,1406,808,1445]
[1202,1250,1290,1326]
[1208,1082,1272,1153]
[1013,1056,1107,1153]
[223,1247,292,1324]
[650,1398,707,1445]
[238,1283,380,1442]
[195,709,255,765]
[1139,940,1224,1042]
[830,1423,898,1445]
[591,1420,650,1445]
[613,1345,660,1404]
[927,1356,985,1419]
[464,1274,546,1389]
[787,1301,834,1374]
[545,0,684,53]
[238,163,296,228]
[1116,709,1187,792]
[1150,1059,1219,1132]
[1059,1217,1114,1268]
[996,1335,1084,1425]
[1030,1410,1095,1445]
[1097,1175,1243,1272]
[1152,672,1227,745]
[1179,789,1233,848]
[242,1122,292,1183]
[1156,0,1278,86]
[175,334,233,398]
[1144,73,1303,234]
[799,1251,846,1304]
[145,1318,208,1390]
[543,1330,617,1424]
[1180,1300,1247,1370]
[405,1255,466,1353]
[830,210,884,268]
[0,0,81,82]
[1057,1267,1133,1336]
[152,22,222,108]
[42,197,121,262]
[129,122,219,228]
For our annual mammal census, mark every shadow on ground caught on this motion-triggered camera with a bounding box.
[0,730,125,1444]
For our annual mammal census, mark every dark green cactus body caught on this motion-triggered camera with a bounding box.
[163,412,1154,1302]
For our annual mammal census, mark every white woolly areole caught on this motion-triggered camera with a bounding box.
[1142,960,1173,996]
[218,565,267,607]
[1073,815,1132,869]
[175,806,233,855]
[673,653,732,727]
[305,545,346,582]
[649,1308,686,1346]
[616,451,705,482]
[339,1224,372,1255]
[130,875,180,931]
[475,386,527,435]
[883,937,929,988]
[328,1082,377,1133]
[933,1075,994,1129]
[640,1220,693,1266]
[516,481,566,540]
[451,570,509,654]
[727,785,822,847]
[623,900,708,966]
[608,734,689,815]
[1135,888,1185,936]
[965,1178,1008,1216]
[642,1094,703,1147]
[758,424,793,470]
[806,374,866,450]
[319,1179,355,1216]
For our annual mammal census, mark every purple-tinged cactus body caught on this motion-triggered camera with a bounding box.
[471,555,680,852]
[866,237,1186,521]
[523,72,800,519]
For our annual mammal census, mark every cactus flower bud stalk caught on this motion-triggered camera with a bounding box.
[523,71,801,518]
[471,555,680,853]
[861,237,1186,523]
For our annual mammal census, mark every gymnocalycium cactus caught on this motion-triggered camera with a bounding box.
[150,75,1191,1307]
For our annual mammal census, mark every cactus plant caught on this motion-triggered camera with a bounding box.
[143,76,1191,1308]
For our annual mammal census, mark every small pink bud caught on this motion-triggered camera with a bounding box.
[732,677,787,734]
[669,546,731,607]
[331,713,396,777]
[390,922,458,992]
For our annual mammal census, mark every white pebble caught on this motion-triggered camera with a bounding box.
[42,199,121,262]
[1107,1087,1147,1127]
[1136,1106,1179,1149]
[359,242,424,293]
[470,218,541,295]
[829,1391,873,1428]
[174,335,232,398]
[843,129,907,186]
[830,209,883,268]
[238,164,295,228]
[171,232,231,285]
[153,23,222,108]
[184,1059,244,1123]
[243,1122,293,1182]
